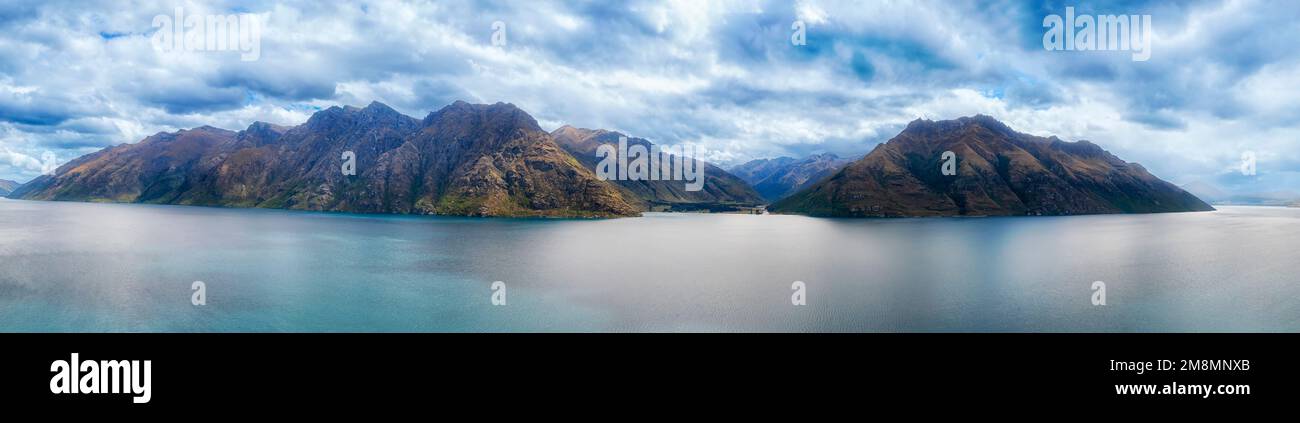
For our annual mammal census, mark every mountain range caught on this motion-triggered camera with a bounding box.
[10,101,639,217]
[730,153,850,202]
[1179,180,1300,206]
[769,115,1214,217]
[550,126,763,211]
[9,105,1211,219]
[0,179,20,196]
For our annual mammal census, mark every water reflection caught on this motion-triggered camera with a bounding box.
[0,199,1297,332]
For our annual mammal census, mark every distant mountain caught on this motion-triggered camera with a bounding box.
[1215,191,1300,206]
[770,115,1214,217]
[1179,180,1228,203]
[731,153,850,202]
[730,157,796,187]
[11,101,639,217]
[0,179,20,196]
[550,125,763,210]
[1182,180,1300,206]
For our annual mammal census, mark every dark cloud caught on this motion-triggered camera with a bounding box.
[210,65,337,102]
[0,91,92,126]
[1125,110,1187,130]
[410,79,476,112]
[134,81,247,114]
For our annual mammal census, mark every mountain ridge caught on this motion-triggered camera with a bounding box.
[0,179,20,196]
[549,125,764,211]
[11,101,639,217]
[10,108,1213,219]
[769,115,1214,217]
[731,153,850,202]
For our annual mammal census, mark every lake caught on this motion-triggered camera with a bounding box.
[0,199,1296,332]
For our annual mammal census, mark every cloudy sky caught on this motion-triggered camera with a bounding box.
[1,0,1297,198]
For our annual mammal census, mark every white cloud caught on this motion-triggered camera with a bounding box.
[0,0,1295,197]
[0,147,44,173]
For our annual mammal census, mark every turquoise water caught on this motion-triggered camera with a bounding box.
[0,199,1297,332]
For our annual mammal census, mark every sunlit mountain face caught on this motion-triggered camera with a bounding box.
[1,1,1298,205]
[769,116,1214,217]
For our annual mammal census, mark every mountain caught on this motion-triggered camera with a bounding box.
[1182,180,1300,206]
[731,153,850,202]
[770,115,1214,217]
[550,125,764,211]
[1179,180,1228,203]
[730,157,797,186]
[0,179,21,196]
[1214,191,1300,206]
[11,101,639,217]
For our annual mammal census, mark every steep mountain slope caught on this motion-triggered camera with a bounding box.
[10,125,242,203]
[11,101,638,217]
[550,125,763,210]
[769,115,1214,217]
[731,153,850,202]
[0,179,21,196]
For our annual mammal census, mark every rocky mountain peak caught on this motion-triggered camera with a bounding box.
[903,114,1014,138]
[360,101,399,116]
[244,121,288,135]
[423,101,542,135]
[303,102,419,135]
[805,152,841,162]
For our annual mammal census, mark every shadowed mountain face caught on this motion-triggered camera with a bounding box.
[11,101,639,217]
[0,179,20,196]
[550,126,764,210]
[731,153,850,202]
[770,115,1214,217]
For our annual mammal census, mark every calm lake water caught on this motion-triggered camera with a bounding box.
[0,199,1297,332]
